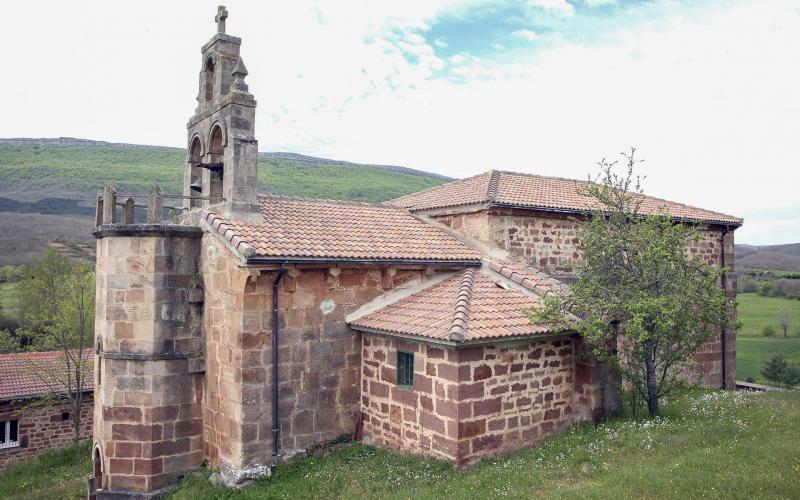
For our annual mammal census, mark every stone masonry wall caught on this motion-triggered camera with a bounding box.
[360,336,462,462]
[434,208,736,389]
[361,334,603,466]
[235,266,430,470]
[200,234,251,474]
[94,230,204,494]
[201,233,436,481]
[0,394,93,470]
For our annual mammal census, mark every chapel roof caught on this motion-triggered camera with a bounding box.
[385,170,742,226]
[204,195,483,264]
[348,268,567,343]
[0,349,94,401]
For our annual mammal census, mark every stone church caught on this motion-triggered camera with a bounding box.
[90,7,741,498]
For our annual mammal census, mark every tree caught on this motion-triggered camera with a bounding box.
[777,309,791,338]
[529,150,729,416]
[783,363,800,388]
[757,281,772,297]
[762,325,777,337]
[0,249,95,443]
[761,353,788,386]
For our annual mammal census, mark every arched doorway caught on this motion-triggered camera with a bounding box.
[89,444,103,499]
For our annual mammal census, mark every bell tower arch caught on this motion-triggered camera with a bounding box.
[183,5,259,219]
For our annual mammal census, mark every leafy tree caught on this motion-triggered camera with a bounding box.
[0,249,94,443]
[529,150,729,416]
[757,281,772,297]
[761,353,788,386]
[762,325,777,337]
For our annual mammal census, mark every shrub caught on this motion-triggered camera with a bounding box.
[762,325,777,337]
[757,281,773,297]
[761,353,788,386]
[784,365,800,388]
[745,376,756,383]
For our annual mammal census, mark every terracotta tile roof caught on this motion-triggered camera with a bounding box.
[350,270,562,342]
[204,195,482,263]
[0,349,94,401]
[386,170,742,225]
[487,260,570,297]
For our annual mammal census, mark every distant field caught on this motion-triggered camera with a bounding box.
[736,336,800,384]
[736,293,800,337]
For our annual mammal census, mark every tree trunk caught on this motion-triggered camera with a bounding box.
[644,339,659,416]
[72,407,81,443]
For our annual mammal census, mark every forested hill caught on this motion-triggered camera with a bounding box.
[0,138,450,204]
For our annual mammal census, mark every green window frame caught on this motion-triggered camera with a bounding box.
[396,351,414,388]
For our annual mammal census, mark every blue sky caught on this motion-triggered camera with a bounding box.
[1,0,798,244]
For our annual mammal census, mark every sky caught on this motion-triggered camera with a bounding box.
[2,0,798,245]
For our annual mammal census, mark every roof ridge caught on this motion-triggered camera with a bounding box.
[386,169,740,223]
[449,269,475,342]
[486,170,500,202]
[385,171,493,207]
[257,193,380,208]
[0,348,93,360]
[487,259,569,297]
[491,171,741,222]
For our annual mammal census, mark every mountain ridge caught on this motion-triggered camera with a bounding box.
[0,137,452,181]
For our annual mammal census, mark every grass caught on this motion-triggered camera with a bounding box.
[2,391,799,499]
[735,293,800,383]
[736,337,800,384]
[737,293,800,337]
[0,144,446,204]
[164,390,800,499]
[0,282,18,318]
[0,440,91,500]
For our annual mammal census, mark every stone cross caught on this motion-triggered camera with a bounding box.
[215,5,228,34]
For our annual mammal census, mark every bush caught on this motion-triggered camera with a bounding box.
[784,365,800,388]
[757,281,773,297]
[762,325,777,337]
[761,353,788,385]
[745,376,755,383]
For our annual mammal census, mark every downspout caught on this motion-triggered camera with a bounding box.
[720,227,729,389]
[272,266,287,457]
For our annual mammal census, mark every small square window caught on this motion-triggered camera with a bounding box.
[397,351,414,388]
[61,412,70,421]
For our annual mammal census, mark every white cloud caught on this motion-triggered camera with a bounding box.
[527,0,575,17]
[434,37,448,47]
[1,0,799,244]
[584,0,617,7]
[511,28,539,41]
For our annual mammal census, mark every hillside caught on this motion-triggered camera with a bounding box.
[735,243,800,272]
[0,139,450,264]
[0,138,449,205]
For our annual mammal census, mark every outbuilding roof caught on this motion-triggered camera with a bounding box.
[204,195,483,264]
[0,349,93,401]
[349,269,564,343]
[386,170,742,225]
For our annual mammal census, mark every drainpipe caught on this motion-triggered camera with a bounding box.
[720,227,729,389]
[272,266,287,457]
